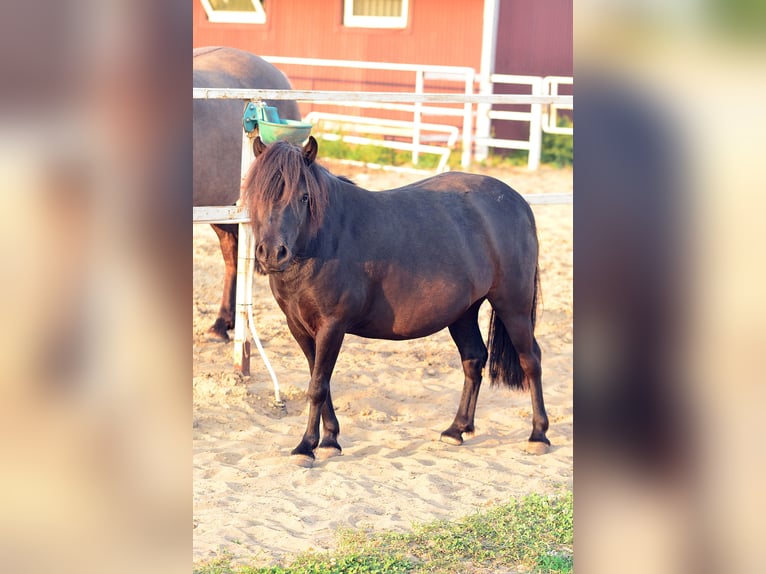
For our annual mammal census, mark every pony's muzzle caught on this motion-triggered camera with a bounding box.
[255,241,291,272]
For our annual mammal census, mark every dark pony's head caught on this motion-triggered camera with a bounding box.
[242,136,329,274]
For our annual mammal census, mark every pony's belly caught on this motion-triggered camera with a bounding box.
[349,321,446,341]
[350,292,474,340]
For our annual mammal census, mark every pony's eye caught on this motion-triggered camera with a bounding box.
[301,193,309,204]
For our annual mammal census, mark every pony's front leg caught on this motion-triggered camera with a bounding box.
[290,325,345,467]
[315,388,342,459]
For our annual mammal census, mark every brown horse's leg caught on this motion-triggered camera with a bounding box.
[441,302,487,446]
[283,317,342,461]
[316,388,342,459]
[503,312,550,453]
[207,224,238,341]
[291,324,345,467]
[286,317,342,459]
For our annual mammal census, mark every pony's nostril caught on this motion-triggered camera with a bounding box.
[255,243,266,259]
[277,245,288,261]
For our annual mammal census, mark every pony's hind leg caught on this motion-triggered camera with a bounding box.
[440,301,488,446]
[207,223,238,341]
[498,310,550,453]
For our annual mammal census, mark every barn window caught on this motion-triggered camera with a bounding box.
[200,0,266,24]
[343,0,409,29]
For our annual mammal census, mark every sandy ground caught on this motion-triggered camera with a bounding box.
[193,160,572,566]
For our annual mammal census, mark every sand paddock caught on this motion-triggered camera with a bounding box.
[193,161,572,566]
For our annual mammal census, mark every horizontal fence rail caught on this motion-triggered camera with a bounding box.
[193,193,572,225]
[192,88,572,106]
[261,56,475,77]
[193,88,572,169]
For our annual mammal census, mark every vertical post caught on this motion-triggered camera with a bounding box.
[475,78,493,163]
[475,0,500,162]
[412,69,423,165]
[233,126,255,374]
[461,69,474,169]
[527,77,543,171]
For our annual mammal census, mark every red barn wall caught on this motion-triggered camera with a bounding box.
[194,0,483,121]
[194,1,573,156]
[195,1,483,67]
[193,0,483,103]
[493,0,573,144]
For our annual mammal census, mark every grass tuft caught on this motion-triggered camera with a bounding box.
[194,491,573,574]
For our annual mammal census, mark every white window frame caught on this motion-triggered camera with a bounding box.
[200,0,266,24]
[343,0,409,29]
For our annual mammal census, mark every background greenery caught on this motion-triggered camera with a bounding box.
[316,117,573,171]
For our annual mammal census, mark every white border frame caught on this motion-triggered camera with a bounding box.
[200,0,266,24]
[343,0,409,29]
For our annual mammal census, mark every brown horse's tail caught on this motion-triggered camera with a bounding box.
[487,266,539,390]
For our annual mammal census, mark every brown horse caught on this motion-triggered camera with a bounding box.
[243,137,550,467]
[194,46,300,341]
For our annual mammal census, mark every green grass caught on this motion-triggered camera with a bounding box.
[317,116,572,172]
[540,116,574,168]
[194,491,573,574]
[317,135,445,171]
[478,117,574,169]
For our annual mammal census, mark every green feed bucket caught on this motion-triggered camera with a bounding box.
[258,119,313,145]
[242,102,313,145]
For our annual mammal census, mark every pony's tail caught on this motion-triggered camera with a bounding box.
[487,266,539,391]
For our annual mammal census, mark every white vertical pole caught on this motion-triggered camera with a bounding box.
[528,77,543,171]
[233,127,255,373]
[461,69,474,169]
[475,0,500,162]
[413,69,423,165]
[233,117,283,404]
[245,235,283,406]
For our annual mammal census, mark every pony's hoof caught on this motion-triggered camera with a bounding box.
[290,454,315,468]
[315,447,342,460]
[205,326,230,342]
[525,440,551,455]
[439,432,463,446]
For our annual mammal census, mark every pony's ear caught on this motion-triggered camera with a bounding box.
[302,136,318,165]
[252,136,267,157]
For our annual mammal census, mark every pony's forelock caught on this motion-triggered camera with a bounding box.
[242,141,328,234]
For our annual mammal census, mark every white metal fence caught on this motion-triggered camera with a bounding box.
[262,56,475,168]
[542,76,574,135]
[473,74,574,169]
[259,56,572,171]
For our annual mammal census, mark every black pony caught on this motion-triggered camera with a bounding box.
[243,137,549,467]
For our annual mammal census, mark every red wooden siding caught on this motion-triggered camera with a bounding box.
[493,0,573,144]
[194,1,483,67]
[194,0,483,121]
[194,0,573,154]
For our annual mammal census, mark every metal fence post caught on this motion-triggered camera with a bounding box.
[412,69,423,165]
[461,70,474,169]
[233,127,255,374]
[528,77,543,171]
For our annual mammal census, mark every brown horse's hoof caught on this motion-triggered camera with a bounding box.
[290,454,315,468]
[205,326,230,342]
[315,447,342,460]
[525,441,551,455]
[439,433,463,446]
